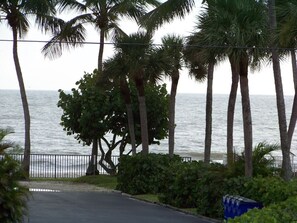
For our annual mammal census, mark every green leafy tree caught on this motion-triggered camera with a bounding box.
[58,70,169,174]
[0,0,57,176]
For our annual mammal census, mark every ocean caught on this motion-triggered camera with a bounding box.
[1,90,296,160]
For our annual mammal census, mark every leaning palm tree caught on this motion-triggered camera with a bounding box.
[201,0,269,177]
[114,32,154,154]
[0,0,57,176]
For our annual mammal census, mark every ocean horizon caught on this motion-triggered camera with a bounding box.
[1,89,296,161]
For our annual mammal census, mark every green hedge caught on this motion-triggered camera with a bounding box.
[229,196,297,223]
[116,153,182,195]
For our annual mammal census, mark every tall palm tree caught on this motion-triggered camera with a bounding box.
[268,0,292,180]
[184,30,215,163]
[114,32,154,154]
[0,0,57,176]
[277,0,297,149]
[157,35,184,157]
[201,0,269,177]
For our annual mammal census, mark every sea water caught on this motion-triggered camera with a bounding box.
[1,90,296,160]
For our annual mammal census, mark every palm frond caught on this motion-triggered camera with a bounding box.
[140,0,195,32]
[42,20,86,59]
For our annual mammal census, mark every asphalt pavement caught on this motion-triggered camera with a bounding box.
[24,191,219,223]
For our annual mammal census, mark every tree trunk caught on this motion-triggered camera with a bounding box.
[288,50,297,147]
[12,27,31,177]
[204,62,214,163]
[86,138,99,175]
[268,0,292,180]
[98,29,105,72]
[135,76,149,154]
[239,57,253,178]
[169,70,179,157]
[227,59,239,166]
[120,79,136,155]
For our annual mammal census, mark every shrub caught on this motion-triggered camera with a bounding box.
[158,161,228,218]
[0,155,30,223]
[241,177,297,206]
[229,196,297,223]
[116,153,182,195]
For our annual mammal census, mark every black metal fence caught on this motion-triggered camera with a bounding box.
[8,154,192,178]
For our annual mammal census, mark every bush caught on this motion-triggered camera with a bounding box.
[240,177,297,206]
[229,196,297,223]
[0,155,29,223]
[116,153,182,195]
[158,161,228,218]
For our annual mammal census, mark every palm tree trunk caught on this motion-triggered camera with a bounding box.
[12,27,31,177]
[135,76,149,154]
[120,79,136,155]
[169,70,179,157]
[288,50,297,147]
[227,59,239,166]
[268,0,292,181]
[204,62,214,163]
[98,29,105,72]
[239,57,253,178]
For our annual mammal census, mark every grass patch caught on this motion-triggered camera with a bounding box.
[134,194,160,203]
[73,175,117,190]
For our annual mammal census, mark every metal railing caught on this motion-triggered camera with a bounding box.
[8,154,192,178]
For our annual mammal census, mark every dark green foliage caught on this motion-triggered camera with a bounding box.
[116,153,182,195]
[158,161,228,218]
[0,156,29,223]
[229,196,297,223]
[240,177,297,206]
[228,142,281,177]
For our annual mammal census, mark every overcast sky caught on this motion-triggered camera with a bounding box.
[0,1,295,95]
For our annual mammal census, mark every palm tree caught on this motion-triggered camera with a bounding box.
[42,0,160,173]
[184,30,215,163]
[268,0,292,180]
[157,35,184,157]
[43,0,161,72]
[277,0,297,149]
[102,53,137,155]
[0,0,57,177]
[0,128,15,154]
[114,32,154,154]
[201,0,269,177]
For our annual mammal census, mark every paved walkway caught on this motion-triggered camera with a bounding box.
[21,181,220,223]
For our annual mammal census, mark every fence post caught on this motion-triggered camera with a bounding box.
[55,155,57,179]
